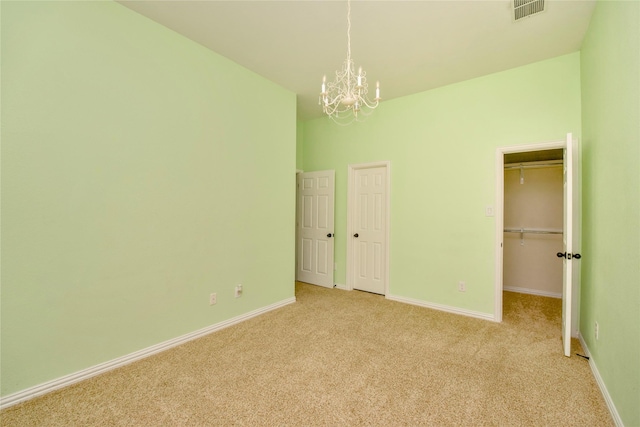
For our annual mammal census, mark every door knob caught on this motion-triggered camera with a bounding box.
[557,252,582,259]
[327,233,333,238]
[354,233,359,238]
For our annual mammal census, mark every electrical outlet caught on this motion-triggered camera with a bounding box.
[458,281,466,292]
[595,322,599,340]
[209,293,217,305]
[235,284,243,298]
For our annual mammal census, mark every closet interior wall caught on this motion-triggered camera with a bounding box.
[503,162,564,298]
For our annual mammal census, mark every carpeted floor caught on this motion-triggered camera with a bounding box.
[1,282,612,426]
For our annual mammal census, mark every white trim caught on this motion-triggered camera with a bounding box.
[334,282,348,290]
[503,286,562,299]
[386,294,495,322]
[495,139,567,323]
[578,334,624,427]
[495,147,505,323]
[346,161,391,294]
[0,297,296,410]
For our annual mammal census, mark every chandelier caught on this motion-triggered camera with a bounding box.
[320,0,380,123]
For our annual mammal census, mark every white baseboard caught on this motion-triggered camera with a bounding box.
[334,283,348,290]
[504,286,562,299]
[386,294,494,322]
[0,297,296,410]
[578,334,624,427]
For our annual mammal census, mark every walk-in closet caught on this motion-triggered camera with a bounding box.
[503,149,564,298]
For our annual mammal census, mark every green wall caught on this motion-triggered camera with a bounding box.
[296,120,305,170]
[580,1,640,425]
[303,53,582,315]
[1,1,296,396]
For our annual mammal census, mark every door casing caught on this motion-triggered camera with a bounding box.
[495,137,581,340]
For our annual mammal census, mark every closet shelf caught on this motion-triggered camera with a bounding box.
[504,228,563,235]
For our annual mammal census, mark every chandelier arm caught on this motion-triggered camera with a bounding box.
[359,99,379,109]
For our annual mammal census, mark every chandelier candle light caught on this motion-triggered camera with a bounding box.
[320,0,380,122]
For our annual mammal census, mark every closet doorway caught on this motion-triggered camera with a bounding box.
[503,151,564,299]
[495,134,581,357]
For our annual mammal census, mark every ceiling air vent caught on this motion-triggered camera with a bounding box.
[514,0,545,21]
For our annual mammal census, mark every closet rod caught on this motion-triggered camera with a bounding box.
[504,162,563,170]
[504,228,563,235]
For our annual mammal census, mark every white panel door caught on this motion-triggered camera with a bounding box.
[561,133,581,357]
[296,170,335,288]
[353,166,387,294]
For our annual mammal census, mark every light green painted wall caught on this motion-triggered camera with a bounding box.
[296,120,304,170]
[1,1,296,396]
[303,53,582,315]
[580,1,640,425]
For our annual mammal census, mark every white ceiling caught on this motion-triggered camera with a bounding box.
[118,0,596,121]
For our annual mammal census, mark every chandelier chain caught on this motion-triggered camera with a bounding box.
[346,0,351,64]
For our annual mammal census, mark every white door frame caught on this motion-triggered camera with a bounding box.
[346,161,391,293]
[495,139,578,326]
[294,170,303,280]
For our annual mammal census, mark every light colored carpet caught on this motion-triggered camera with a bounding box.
[1,282,612,426]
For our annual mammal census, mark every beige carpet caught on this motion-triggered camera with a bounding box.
[1,282,612,426]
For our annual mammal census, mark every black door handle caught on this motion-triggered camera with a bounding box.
[557,252,582,259]
[327,233,333,238]
[354,233,359,238]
